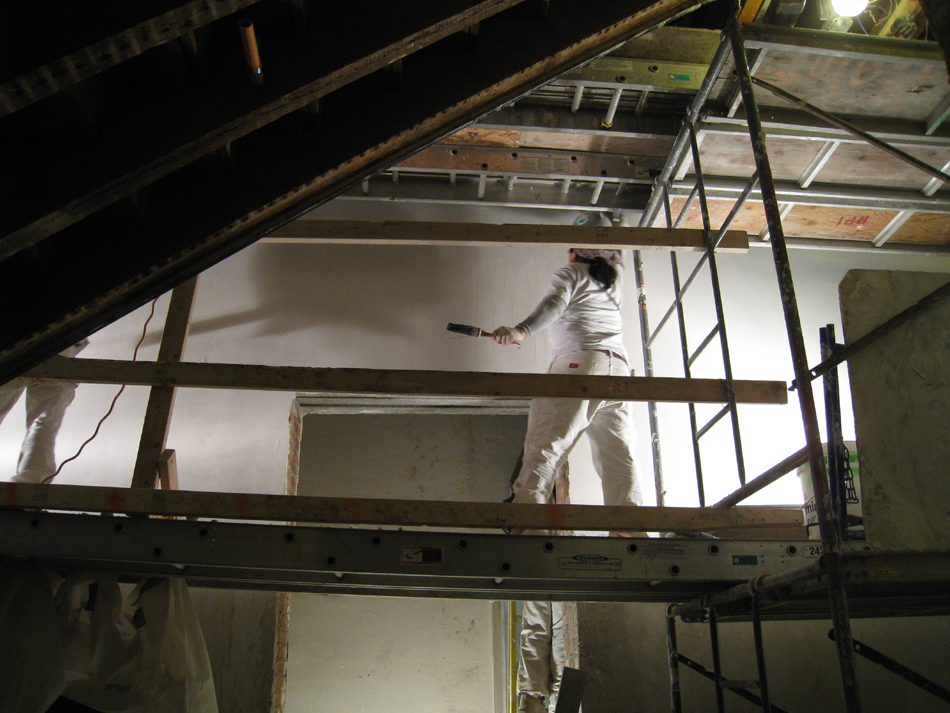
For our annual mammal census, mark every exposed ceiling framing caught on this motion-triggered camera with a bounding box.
[0,0,710,383]
[319,24,950,244]
[2,2,949,385]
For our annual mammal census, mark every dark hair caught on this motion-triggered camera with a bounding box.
[570,250,617,289]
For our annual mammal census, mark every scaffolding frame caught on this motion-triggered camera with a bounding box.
[642,18,950,713]
[3,14,950,713]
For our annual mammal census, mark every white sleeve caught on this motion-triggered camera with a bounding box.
[516,268,576,336]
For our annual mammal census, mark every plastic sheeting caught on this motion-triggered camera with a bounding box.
[0,567,217,713]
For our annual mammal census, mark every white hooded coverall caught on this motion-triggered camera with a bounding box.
[512,258,644,708]
[0,339,87,483]
[511,261,643,510]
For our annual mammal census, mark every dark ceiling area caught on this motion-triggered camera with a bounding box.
[1,0,948,385]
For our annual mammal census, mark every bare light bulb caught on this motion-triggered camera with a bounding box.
[831,0,868,16]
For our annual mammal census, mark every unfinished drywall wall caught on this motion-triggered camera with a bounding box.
[579,603,950,713]
[287,397,526,712]
[840,269,950,550]
[189,589,279,712]
[287,594,496,712]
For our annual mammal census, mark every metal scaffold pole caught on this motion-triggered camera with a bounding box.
[725,18,862,712]
[634,249,666,505]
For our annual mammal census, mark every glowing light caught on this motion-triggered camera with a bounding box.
[831,0,868,16]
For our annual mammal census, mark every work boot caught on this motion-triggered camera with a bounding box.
[518,694,548,713]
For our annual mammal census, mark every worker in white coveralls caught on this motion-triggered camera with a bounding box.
[492,213,645,713]
[0,338,88,483]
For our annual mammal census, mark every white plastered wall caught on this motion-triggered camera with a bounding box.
[3,198,950,711]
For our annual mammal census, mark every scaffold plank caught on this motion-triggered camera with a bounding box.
[0,483,804,532]
[263,220,750,252]
[24,358,789,405]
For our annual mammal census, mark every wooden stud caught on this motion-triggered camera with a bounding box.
[157,449,180,491]
[131,276,199,490]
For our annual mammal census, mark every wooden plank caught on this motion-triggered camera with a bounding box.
[0,0,528,256]
[132,276,198,489]
[444,128,522,148]
[669,197,950,246]
[263,220,750,252]
[816,141,950,190]
[0,0,260,116]
[741,28,947,123]
[24,358,789,405]
[685,132,818,183]
[892,211,950,244]
[670,196,767,234]
[784,205,898,241]
[157,449,180,491]
[609,26,719,64]
[0,482,805,532]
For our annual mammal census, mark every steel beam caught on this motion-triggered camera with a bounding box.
[338,172,651,212]
[396,144,665,180]
[557,56,709,92]
[477,104,681,142]
[700,113,950,149]
[668,177,950,214]
[0,510,814,601]
[740,24,945,66]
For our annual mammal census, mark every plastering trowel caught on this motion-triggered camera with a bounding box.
[446,322,492,338]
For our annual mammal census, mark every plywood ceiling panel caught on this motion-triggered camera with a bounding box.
[750,53,949,122]
[684,133,822,182]
[669,196,767,234]
[665,198,950,245]
[890,212,950,244]
[813,142,950,191]
[783,205,897,241]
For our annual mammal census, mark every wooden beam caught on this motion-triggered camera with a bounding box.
[0,0,260,117]
[263,220,750,253]
[25,358,789,405]
[157,450,180,491]
[131,277,199,489]
[0,482,804,532]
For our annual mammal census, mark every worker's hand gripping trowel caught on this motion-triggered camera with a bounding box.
[447,322,522,346]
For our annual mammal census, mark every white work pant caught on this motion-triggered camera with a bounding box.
[518,601,566,707]
[0,379,77,483]
[512,350,644,509]
[514,351,643,707]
